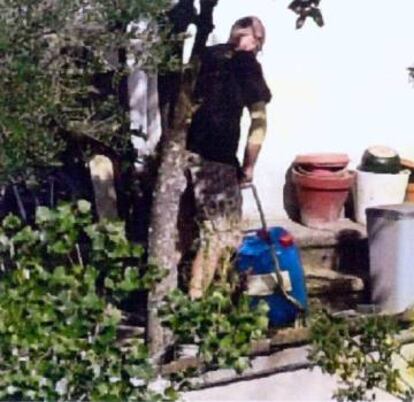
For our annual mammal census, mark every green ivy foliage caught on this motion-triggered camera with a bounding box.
[309,310,414,402]
[0,0,179,183]
[160,285,270,374]
[0,200,174,401]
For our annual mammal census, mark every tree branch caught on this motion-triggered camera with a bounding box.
[191,0,218,60]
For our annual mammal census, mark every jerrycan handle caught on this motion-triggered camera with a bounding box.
[241,183,268,233]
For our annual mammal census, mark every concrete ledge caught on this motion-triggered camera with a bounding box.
[176,327,414,390]
[243,218,367,248]
[190,345,311,389]
[166,325,414,394]
[161,327,311,377]
[306,267,365,295]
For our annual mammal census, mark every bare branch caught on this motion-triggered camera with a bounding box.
[191,0,218,60]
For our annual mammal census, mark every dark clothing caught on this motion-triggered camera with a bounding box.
[187,44,272,166]
[181,44,272,253]
[179,151,243,260]
[186,152,242,228]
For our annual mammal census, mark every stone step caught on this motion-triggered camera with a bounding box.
[243,218,369,311]
[306,267,364,295]
[244,217,368,273]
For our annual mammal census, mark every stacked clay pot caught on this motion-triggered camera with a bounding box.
[401,158,414,203]
[291,153,355,227]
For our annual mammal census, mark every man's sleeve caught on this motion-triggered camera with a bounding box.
[233,51,272,107]
[247,101,267,145]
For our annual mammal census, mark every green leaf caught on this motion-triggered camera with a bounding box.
[256,316,269,331]
[77,200,91,214]
[35,207,54,224]
[219,336,233,351]
[96,382,109,396]
[49,240,72,255]
[234,331,248,345]
[52,266,66,282]
[2,214,22,230]
[83,293,103,311]
[103,305,122,327]
[131,244,144,258]
[104,277,115,289]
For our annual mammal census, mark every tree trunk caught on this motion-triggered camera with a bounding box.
[147,0,218,360]
[147,79,195,358]
[147,138,187,358]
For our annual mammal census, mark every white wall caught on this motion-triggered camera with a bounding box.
[210,0,414,220]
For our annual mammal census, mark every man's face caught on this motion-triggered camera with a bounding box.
[235,27,261,53]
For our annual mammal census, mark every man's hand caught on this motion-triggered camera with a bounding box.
[241,165,254,184]
[241,142,261,184]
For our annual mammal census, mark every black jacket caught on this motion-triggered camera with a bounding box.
[187,44,272,166]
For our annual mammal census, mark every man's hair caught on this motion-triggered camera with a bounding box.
[228,16,266,51]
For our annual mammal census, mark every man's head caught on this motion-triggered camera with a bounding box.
[228,16,266,54]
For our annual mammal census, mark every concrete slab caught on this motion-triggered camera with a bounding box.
[183,367,398,402]
[188,346,310,388]
[243,218,366,248]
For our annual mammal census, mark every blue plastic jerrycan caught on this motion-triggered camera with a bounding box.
[236,226,308,327]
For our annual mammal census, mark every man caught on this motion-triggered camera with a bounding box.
[185,16,272,299]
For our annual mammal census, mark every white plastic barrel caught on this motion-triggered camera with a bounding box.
[354,169,410,224]
[367,204,414,313]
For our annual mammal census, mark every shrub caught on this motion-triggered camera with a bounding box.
[160,284,270,373]
[309,310,414,402]
[0,0,178,183]
[0,200,174,401]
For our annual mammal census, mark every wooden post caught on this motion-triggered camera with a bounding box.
[89,155,119,221]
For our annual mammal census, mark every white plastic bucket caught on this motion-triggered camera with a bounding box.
[353,169,410,224]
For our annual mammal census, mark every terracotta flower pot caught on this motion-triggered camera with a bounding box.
[401,158,414,183]
[293,153,350,178]
[292,168,355,227]
[294,165,348,177]
[405,183,414,203]
[294,153,350,169]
